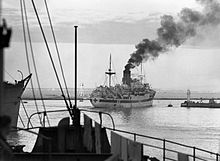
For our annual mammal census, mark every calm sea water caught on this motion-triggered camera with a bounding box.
[8,99,220,159]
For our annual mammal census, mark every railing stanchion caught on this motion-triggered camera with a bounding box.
[163,139,166,161]
[216,153,219,161]
[193,147,196,161]
[99,112,102,127]
[134,133,136,142]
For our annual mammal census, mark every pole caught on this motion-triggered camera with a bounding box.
[0,47,3,115]
[163,139,166,161]
[109,54,111,87]
[0,48,3,115]
[193,147,196,161]
[74,26,78,109]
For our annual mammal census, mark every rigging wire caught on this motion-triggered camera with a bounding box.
[20,0,43,125]
[21,99,33,128]
[18,114,25,128]
[4,70,15,81]
[43,0,72,108]
[30,0,73,118]
[22,0,50,126]
[111,60,119,85]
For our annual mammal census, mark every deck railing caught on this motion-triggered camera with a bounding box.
[105,127,219,161]
[26,108,219,161]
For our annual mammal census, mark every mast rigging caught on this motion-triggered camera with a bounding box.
[105,54,116,87]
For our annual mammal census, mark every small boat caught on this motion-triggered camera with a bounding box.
[167,104,173,107]
[181,89,220,108]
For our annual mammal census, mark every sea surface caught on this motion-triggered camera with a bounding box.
[8,99,220,160]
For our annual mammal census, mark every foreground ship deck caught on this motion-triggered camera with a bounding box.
[12,109,220,161]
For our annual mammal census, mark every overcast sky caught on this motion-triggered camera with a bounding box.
[2,0,201,43]
[2,0,220,92]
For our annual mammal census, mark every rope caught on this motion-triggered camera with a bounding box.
[21,99,33,128]
[18,114,25,128]
[22,0,50,127]
[20,0,43,125]
[30,0,73,118]
[44,0,73,108]
[4,70,15,81]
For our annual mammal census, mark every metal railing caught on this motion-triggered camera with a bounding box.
[104,127,219,161]
[27,108,115,129]
[25,108,219,161]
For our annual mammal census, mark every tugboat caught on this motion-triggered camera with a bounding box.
[181,89,220,108]
[90,55,156,108]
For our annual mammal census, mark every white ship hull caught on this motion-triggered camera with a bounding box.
[1,75,31,127]
[2,82,24,127]
[90,97,153,108]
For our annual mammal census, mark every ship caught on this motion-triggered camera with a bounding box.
[90,55,156,108]
[181,89,220,108]
[2,74,31,127]
[2,12,219,161]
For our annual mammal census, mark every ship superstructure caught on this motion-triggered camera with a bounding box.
[90,55,156,108]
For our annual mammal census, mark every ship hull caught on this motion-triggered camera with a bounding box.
[2,82,25,127]
[90,98,153,108]
[181,102,220,108]
[1,75,31,127]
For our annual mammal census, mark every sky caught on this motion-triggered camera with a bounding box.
[2,0,201,43]
[2,0,220,91]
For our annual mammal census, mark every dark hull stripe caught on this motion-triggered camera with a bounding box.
[181,103,220,108]
[91,98,154,103]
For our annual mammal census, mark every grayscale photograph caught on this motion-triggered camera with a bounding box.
[0,0,220,160]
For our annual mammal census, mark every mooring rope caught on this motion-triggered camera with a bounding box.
[20,0,43,125]
[22,0,50,127]
[20,99,33,128]
[30,0,73,118]
[44,0,73,109]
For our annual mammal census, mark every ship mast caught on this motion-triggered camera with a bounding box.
[140,62,144,84]
[105,54,115,87]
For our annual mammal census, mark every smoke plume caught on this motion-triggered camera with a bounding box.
[126,0,220,70]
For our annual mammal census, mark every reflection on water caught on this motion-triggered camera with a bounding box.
[10,99,220,154]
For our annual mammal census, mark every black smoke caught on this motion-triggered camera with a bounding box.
[126,0,220,69]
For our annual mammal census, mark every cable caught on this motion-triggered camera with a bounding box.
[21,99,33,128]
[4,70,15,81]
[22,0,50,127]
[44,0,73,109]
[20,0,43,125]
[30,0,73,118]
[18,114,25,128]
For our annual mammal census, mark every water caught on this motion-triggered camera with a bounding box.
[9,99,220,158]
